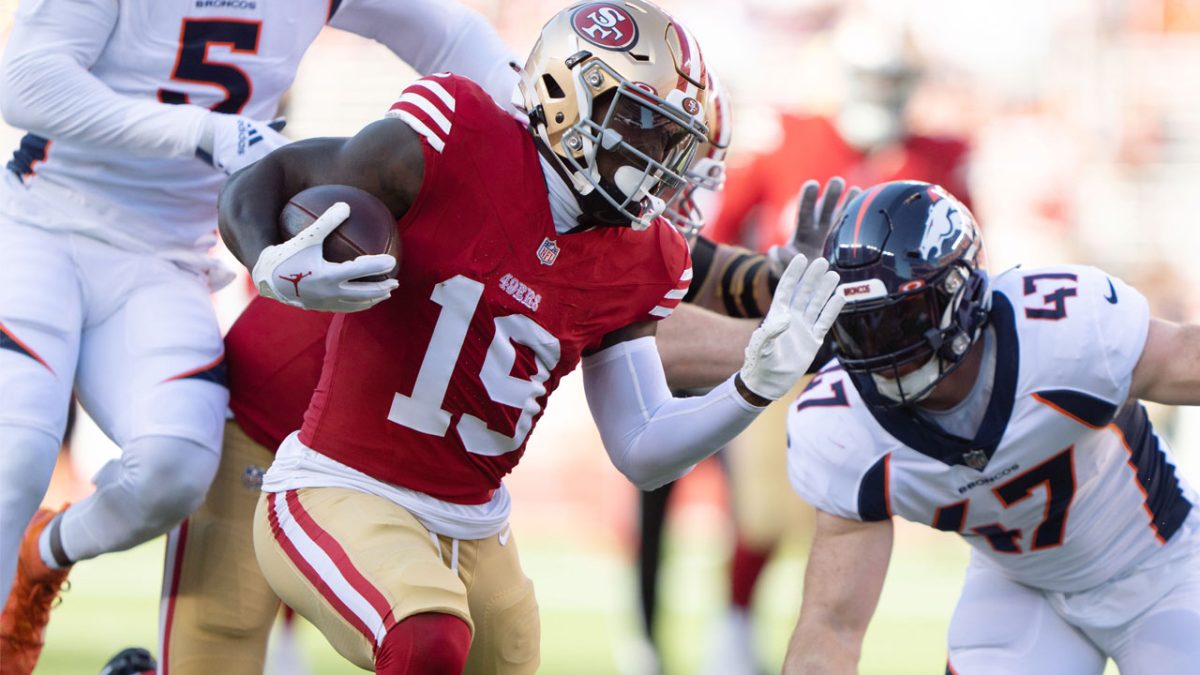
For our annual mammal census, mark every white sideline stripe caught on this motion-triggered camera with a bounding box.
[411,79,456,112]
[680,267,693,282]
[273,494,389,646]
[388,109,446,153]
[664,288,687,300]
[650,305,674,318]
[398,92,452,134]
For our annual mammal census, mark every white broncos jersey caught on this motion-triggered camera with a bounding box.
[788,265,1198,593]
[3,0,519,255]
[5,0,335,252]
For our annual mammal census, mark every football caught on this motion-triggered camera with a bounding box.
[278,184,401,280]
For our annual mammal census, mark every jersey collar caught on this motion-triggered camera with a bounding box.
[861,292,1020,470]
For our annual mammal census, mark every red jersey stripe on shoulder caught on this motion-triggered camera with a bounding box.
[396,92,452,135]
[386,106,447,153]
[384,76,460,154]
[409,78,457,113]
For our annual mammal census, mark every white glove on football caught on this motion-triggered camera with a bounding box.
[767,177,862,271]
[251,202,399,313]
[198,113,289,175]
[739,254,844,401]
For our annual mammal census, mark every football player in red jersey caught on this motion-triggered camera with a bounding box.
[0,0,520,673]
[216,2,843,672]
[163,67,813,675]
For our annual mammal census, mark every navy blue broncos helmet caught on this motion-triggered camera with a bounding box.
[823,180,990,406]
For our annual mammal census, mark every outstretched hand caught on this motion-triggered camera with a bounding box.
[737,254,844,402]
[768,177,862,270]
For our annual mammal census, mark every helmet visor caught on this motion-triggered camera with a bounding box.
[832,291,939,368]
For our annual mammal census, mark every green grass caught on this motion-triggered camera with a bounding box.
[34,522,1116,674]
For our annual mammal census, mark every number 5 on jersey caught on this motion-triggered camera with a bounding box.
[387,275,561,457]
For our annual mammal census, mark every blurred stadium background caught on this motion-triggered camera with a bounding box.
[3,0,1200,672]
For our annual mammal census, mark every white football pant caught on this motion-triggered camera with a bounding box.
[0,216,226,600]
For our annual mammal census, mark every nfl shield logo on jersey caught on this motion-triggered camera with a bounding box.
[537,237,560,266]
[963,449,989,470]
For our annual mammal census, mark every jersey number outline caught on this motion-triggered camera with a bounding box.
[158,19,261,114]
[386,275,562,457]
[1023,273,1078,321]
[935,447,1076,554]
[795,371,849,412]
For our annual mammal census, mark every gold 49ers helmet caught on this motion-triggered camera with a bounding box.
[519,0,710,230]
[666,70,731,238]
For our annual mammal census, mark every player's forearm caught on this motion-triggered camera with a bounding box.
[657,303,757,390]
[1,0,209,158]
[218,155,292,269]
[583,337,764,490]
[783,620,863,675]
[685,237,778,318]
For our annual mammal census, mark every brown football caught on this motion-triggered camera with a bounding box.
[279,184,400,280]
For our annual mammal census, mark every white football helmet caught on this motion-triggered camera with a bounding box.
[518,1,711,230]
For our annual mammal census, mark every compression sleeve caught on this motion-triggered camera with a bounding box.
[1,0,210,158]
[582,336,764,491]
[331,0,521,110]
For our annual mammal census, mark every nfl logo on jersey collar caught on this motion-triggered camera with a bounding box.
[962,449,989,470]
[537,237,560,265]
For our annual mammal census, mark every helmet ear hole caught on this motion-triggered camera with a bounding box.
[541,74,565,100]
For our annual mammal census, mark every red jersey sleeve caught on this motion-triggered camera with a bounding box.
[385,73,461,156]
[642,218,693,321]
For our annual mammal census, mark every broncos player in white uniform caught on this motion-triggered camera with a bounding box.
[783,181,1200,675]
[0,0,517,671]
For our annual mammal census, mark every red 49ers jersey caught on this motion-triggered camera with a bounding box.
[299,74,691,505]
[226,296,332,451]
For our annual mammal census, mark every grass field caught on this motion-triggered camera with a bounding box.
[34,519,1113,675]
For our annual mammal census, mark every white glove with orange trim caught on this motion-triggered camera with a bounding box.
[251,202,398,312]
[738,254,844,400]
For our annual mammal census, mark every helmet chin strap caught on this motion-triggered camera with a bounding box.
[872,356,944,404]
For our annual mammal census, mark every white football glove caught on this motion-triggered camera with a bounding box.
[739,254,845,401]
[768,177,862,271]
[251,202,399,313]
[198,113,289,175]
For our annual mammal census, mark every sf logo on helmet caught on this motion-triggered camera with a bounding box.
[572,3,639,50]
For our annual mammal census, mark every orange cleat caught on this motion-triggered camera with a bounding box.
[0,505,72,675]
